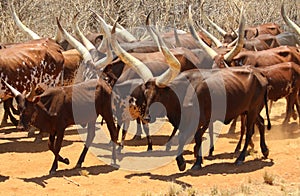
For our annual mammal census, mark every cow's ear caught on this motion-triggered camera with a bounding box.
[32,96,40,104]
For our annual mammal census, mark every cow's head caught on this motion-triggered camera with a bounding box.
[110,17,180,123]
[188,5,245,68]
[2,81,46,131]
[129,79,158,123]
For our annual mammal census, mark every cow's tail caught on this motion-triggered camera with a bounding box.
[264,90,271,130]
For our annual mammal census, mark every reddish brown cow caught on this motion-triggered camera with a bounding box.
[0,38,64,126]
[231,46,300,67]
[235,62,300,152]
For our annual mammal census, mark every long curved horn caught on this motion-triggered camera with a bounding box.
[151,27,181,87]
[223,7,245,62]
[196,22,223,48]
[72,13,96,52]
[94,38,113,69]
[9,1,40,39]
[105,12,126,30]
[53,12,63,42]
[188,5,218,59]
[146,11,161,52]
[105,13,137,42]
[111,21,153,82]
[2,80,21,97]
[89,10,111,40]
[281,1,300,36]
[200,3,227,37]
[174,25,182,47]
[56,18,93,64]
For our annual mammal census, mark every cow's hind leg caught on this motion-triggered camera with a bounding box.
[166,127,178,151]
[191,130,203,170]
[76,121,96,168]
[235,113,255,165]
[103,113,118,166]
[283,92,298,125]
[256,115,269,158]
[234,114,246,153]
[208,123,214,157]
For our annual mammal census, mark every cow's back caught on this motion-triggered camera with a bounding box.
[0,38,64,100]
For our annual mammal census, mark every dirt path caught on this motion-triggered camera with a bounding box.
[0,99,299,195]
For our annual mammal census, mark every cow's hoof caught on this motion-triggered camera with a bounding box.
[206,155,214,160]
[12,121,18,126]
[191,164,202,170]
[117,145,123,153]
[165,144,171,151]
[292,113,297,120]
[262,149,269,159]
[63,158,70,165]
[234,148,240,154]
[176,156,186,171]
[49,170,56,175]
[34,137,43,143]
[235,160,244,166]
[27,131,35,138]
[178,162,186,171]
[147,145,153,151]
[75,163,82,168]
[132,135,142,140]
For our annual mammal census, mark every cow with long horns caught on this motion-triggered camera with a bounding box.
[108,8,271,171]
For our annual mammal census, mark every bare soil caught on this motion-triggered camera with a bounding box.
[0,99,299,196]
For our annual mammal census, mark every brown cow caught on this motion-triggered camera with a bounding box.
[231,46,300,67]
[109,10,271,172]
[126,57,270,172]
[234,62,300,152]
[5,78,118,174]
[0,38,64,126]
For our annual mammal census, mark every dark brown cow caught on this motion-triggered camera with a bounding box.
[5,78,118,174]
[0,38,64,126]
[129,66,270,171]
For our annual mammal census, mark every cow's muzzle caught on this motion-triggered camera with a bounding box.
[142,114,151,123]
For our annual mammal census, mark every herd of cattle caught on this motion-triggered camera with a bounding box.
[0,1,300,174]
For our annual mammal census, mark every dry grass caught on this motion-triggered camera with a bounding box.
[0,0,299,44]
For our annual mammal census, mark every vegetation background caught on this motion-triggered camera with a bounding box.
[0,0,299,43]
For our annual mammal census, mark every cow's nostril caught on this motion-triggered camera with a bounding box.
[143,115,151,122]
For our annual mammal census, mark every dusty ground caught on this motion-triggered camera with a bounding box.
[0,99,299,196]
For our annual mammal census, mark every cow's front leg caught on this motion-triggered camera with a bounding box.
[76,121,96,168]
[142,121,152,151]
